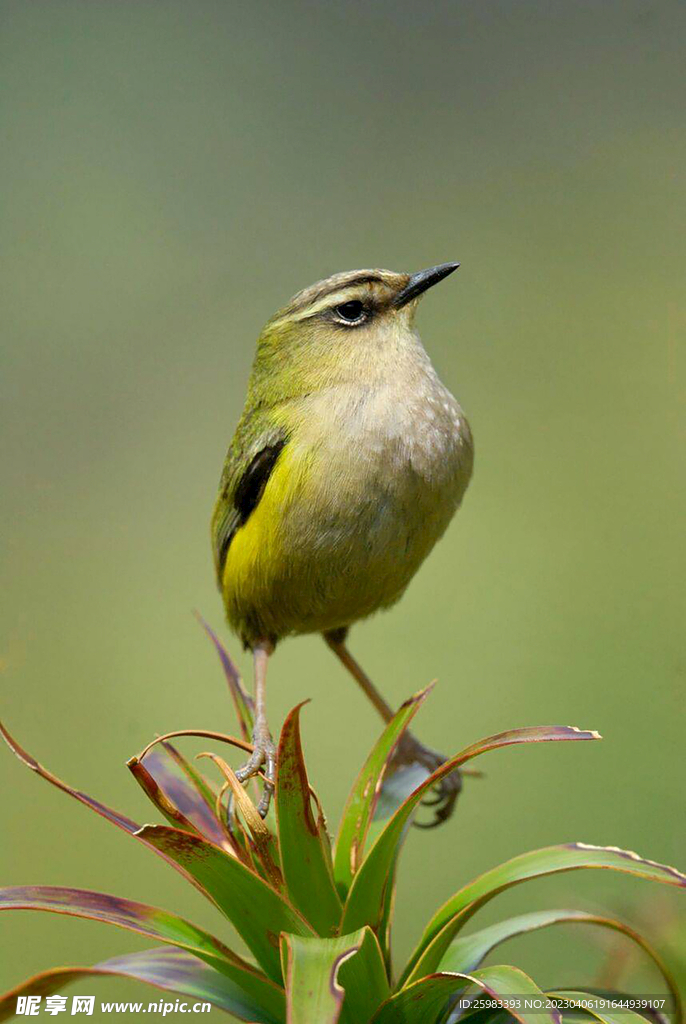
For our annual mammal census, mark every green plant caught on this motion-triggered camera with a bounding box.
[1,626,683,1024]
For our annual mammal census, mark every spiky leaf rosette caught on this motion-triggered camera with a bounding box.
[1,626,683,1022]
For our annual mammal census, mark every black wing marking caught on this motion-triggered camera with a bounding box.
[234,442,286,525]
[214,438,287,581]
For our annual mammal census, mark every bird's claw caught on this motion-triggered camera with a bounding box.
[391,733,462,828]
[235,730,277,818]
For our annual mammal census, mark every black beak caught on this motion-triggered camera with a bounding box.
[393,262,460,309]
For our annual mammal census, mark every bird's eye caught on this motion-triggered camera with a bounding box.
[335,300,366,324]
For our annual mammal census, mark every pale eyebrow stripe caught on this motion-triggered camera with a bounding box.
[277,278,385,323]
[319,273,385,294]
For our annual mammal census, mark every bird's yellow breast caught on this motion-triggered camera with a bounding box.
[222,441,307,613]
[222,381,473,646]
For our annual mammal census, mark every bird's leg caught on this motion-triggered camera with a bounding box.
[324,628,396,723]
[235,639,277,818]
[324,628,461,827]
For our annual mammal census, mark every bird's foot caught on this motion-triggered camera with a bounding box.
[235,726,277,818]
[391,732,462,828]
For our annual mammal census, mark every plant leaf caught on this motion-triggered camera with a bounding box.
[162,740,218,809]
[281,927,389,1024]
[127,754,208,834]
[403,844,686,986]
[367,762,430,845]
[0,722,201,889]
[0,946,285,1023]
[337,928,390,1024]
[333,687,431,897]
[198,751,284,891]
[550,990,656,1024]
[0,720,141,834]
[134,730,257,851]
[341,726,600,935]
[281,933,357,1024]
[438,909,681,1021]
[371,964,561,1024]
[0,885,243,974]
[1,721,263,904]
[138,823,314,983]
[136,743,235,853]
[275,705,341,935]
[362,760,433,959]
[196,612,254,742]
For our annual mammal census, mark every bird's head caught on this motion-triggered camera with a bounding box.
[249,263,459,399]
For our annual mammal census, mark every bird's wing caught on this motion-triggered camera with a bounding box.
[211,425,288,587]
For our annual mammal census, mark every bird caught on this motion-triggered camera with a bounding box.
[211,263,473,824]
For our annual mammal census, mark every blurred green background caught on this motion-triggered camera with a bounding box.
[2,0,684,1016]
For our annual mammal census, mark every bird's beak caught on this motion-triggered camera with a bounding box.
[393,262,460,309]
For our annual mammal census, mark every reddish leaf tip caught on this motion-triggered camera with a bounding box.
[399,682,436,711]
[288,699,312,716]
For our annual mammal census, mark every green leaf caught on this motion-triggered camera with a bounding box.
[445,1008,512,1024]
[281,933,357,1024]
[138,823,314,983]
[339,929,393,1024]
[275,705,341,935]
[367,762,430,846]
[0,885,251,978]
[371,964,560,1024]
[281,928,389,1024]
[403,844,686,986]
[341,726,600,935]
[550,991,656,1024]
[337,928,390,1024]
[0,946,285,1023]
[438,909,681,1021]
[334,687,430,897]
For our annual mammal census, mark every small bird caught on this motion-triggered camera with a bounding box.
[211,264,473,824]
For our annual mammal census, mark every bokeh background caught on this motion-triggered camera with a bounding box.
[2,0,684,1016]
